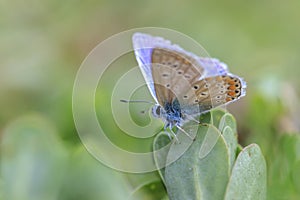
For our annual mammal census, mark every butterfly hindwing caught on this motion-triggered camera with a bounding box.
[180,75,246,116]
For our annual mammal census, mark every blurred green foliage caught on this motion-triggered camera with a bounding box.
[1,0,300,199]
[153,110,266,200]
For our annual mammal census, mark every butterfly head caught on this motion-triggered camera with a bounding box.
[151,104,162,118]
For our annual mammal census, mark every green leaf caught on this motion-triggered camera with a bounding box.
[217,112,238,171]
[224,144,267,200]
[222,126,238,171]
[203,110,238,170]
[210,109,227,129]
[130,181,169,200]
[153,111,213,184]
[217,112,237,133]
[153,132,172,184]
[162,125,230,200]
[153,111,267,200]
[198,111,211,124]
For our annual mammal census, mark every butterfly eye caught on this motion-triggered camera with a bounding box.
[193,85,199,90]
[152,105,162,118]
[155,106,161,116]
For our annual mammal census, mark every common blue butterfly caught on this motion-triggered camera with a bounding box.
[131,33,246,140]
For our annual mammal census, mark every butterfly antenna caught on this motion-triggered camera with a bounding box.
[176,125,195,141]
[163,123,179,143]
[120,99,155,104]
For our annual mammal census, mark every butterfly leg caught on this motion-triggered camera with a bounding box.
[169,128,179,144]
[164,123,179,142]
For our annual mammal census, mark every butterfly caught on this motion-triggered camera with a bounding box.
[131,33,246,140]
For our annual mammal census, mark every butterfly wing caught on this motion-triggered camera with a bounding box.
[180,74,247,116]
[151,48,205,106]
[132,33,227,104]
[150,47,246,116]
[132,33,159,103]
[132,33,246,117]
[197,57,229,77]
[132,33,224,105]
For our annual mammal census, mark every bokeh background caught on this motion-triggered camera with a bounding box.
[1,0,300,199]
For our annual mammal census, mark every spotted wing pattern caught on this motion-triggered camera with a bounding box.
[132,33,246,118]
[150,47,246,116]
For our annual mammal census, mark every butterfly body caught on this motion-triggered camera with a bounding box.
[152,99,183,129]
[132,33,246,138]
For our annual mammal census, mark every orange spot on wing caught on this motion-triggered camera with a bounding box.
[228,85,236,90]
[227,91,235,97]
[228,80,235,85]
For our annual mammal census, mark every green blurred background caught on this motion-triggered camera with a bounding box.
[1,0,300,199]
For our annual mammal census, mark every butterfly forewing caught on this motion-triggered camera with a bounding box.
[151,48,205,106]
